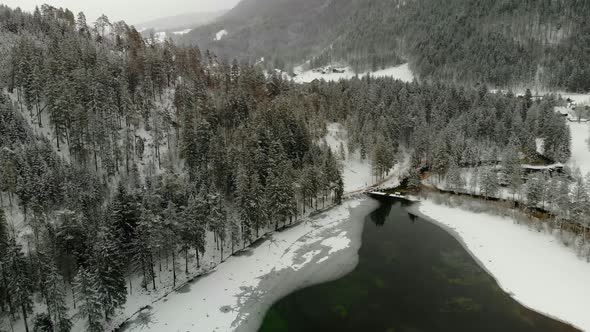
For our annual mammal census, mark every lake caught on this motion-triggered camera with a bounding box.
[258,196,578,332]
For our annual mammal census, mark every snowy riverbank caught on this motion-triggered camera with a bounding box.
[413,200,590,331]
[119,198,379,332]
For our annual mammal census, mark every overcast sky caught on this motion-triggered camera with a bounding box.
[2,0,240,24]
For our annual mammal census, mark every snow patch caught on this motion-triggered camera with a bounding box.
[120,199,364,332]
[215,29,228,41]
[154,31,167,43]
[418,201,590,331]
[322,123,409,193]
[172,29,191,35]
[293,63,414,84]
[535,138,544,155]
[320,231,350,255]
[323,123,373,192]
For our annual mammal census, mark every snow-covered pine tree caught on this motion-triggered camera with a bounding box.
[162,202,180,287]
[184,194,207,269]
[479,168,499,199]
[44,258,72,332]
[526,174,545,208]
[0,208,9,310]
[92,228,127,321]
[235,164,253,247]
[6,236,34,332]
[502,139,523,200]
[208,193,228,261]
[446,163,465,193]
[431,132,450,182]
[570,170,589,222]
[73,266,103,332]
[407,169,422,192]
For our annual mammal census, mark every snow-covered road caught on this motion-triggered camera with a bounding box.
[415,201,590,331]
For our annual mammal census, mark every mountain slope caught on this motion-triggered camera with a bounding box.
[179,0,364,68]
[184,0,590,91]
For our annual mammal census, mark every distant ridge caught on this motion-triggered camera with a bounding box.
[182,0,590,92]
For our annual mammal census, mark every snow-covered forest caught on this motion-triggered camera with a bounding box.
[185,0,590,92]
[0,3,584,332]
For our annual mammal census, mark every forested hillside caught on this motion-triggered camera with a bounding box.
[185,0,590,92]
[0,5,344,332]
[0,4,575,332]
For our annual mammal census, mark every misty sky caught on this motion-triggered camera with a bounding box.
[1,0,240,24]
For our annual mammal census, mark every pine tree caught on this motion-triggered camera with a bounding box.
[446,163,465,193]
[469,168,479,195]
[33,313,53,332]
[184,194,207,269]
[7,237,33,332]
[162,202,179,287]
[44,259,72,332]
[235,165,253,246]
[431,134,450,182]
[502,140,523,199]
[229,214,241,255]
[0,208,11,314]
[133,207,158,290]
[479,168,499,198]
[92,229,127,321]
[570,170,589,221]
[73,267,103,332]
[407,169,422,192]
[76,12,89,35]
[526,174,545,208]
[208,194,227,261]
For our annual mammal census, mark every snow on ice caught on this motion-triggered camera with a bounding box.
[416,201,590,331]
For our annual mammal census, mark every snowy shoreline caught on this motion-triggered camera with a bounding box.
[119,198,379,332]
[411,200,590,332]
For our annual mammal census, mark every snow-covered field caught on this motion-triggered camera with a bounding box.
[119,199,379,332]
[416,201,590,331]
[293,63,414,84]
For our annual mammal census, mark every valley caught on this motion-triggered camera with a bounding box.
[1,1,590,332]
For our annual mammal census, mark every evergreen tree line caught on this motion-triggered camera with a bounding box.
[306,78,570,176]
[443,163,590,241]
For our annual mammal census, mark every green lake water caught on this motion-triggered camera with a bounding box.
[258,197,578,332]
